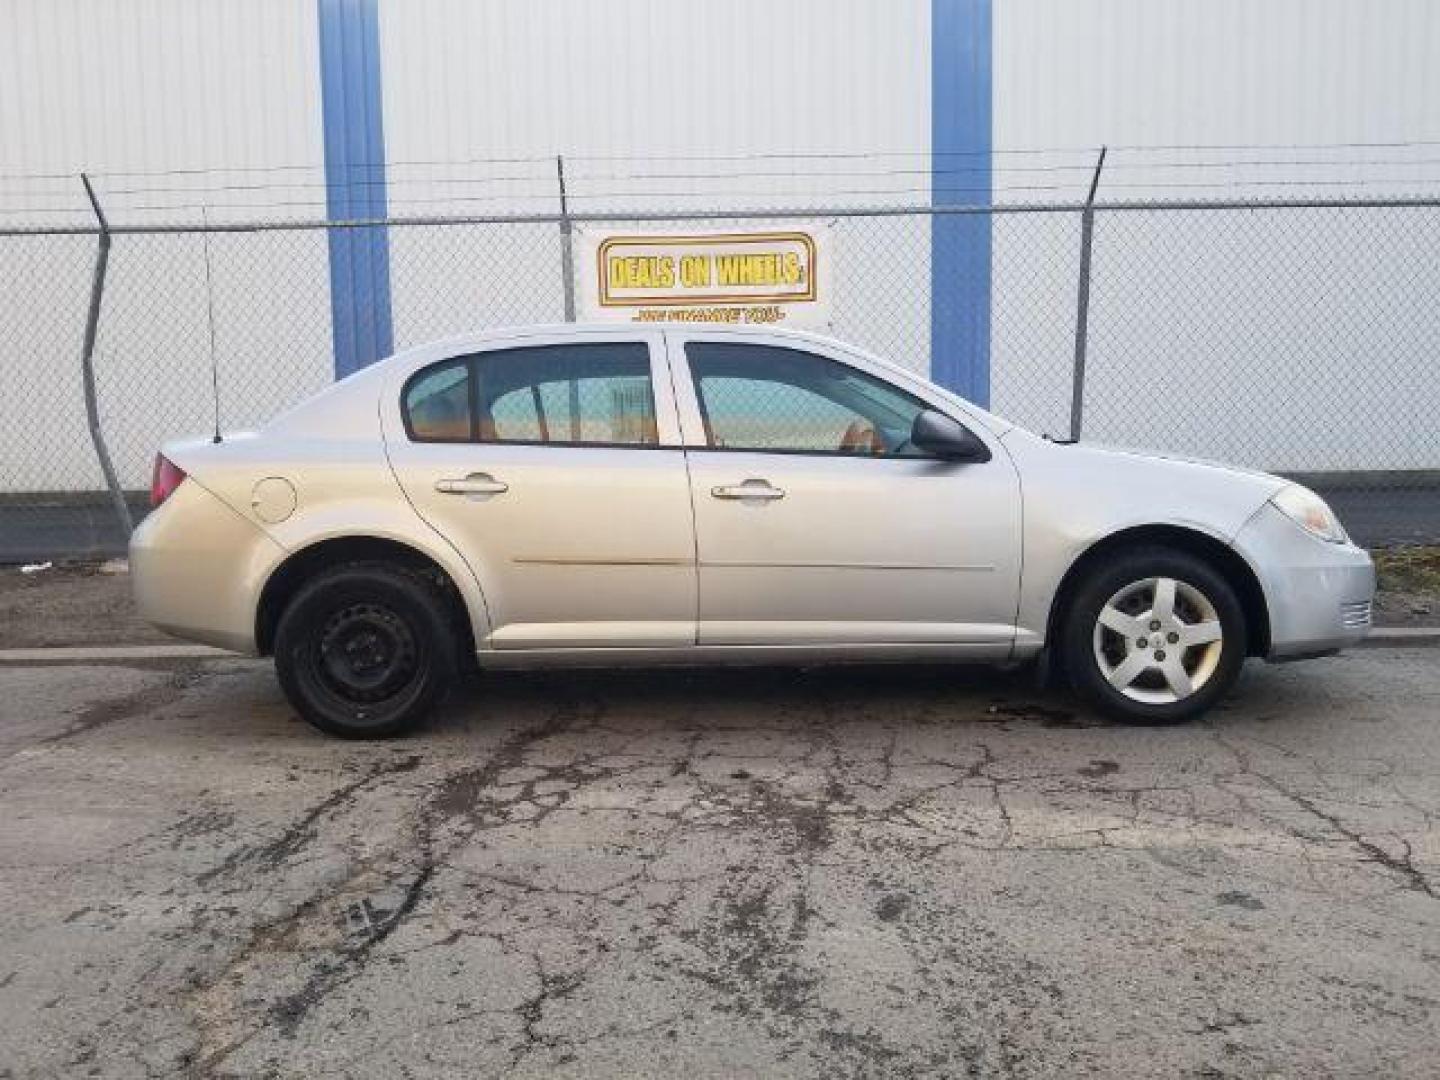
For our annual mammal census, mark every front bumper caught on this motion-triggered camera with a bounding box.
[1234,503,1375,660]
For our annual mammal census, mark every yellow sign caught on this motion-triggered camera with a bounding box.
[577,227,831,327]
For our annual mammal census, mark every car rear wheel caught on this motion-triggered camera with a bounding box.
[274,561,458,738]
[1061,547,1247,724]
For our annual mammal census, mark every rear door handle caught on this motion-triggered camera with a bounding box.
[711,479,785,501]
[435,473,508,495]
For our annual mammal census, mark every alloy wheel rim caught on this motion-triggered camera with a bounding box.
[1092,576,1223,705]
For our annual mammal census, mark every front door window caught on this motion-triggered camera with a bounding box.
[686,341,928,456]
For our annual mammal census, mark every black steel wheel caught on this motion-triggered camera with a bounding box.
[274,561,458,738]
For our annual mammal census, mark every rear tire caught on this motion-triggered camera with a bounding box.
[274,561,458,738]
[1061,546,1247,724]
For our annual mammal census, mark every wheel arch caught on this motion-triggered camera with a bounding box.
[1044,524,1271,666]
[255,535,478,658]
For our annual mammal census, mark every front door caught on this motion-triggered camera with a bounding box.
[385,332,696,649]
[671,334,1022,649]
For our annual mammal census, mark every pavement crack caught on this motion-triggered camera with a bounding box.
[1211,729,1437,900]
[35,665,207,746]
[425,706,581,828]
[195,754,421,885]
[512,968,589,1066]
[268,860,437,1039]
[1273,785,1437,899]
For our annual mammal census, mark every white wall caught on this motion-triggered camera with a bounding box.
[991,0,1440,468]
[379,0,931,205]
[0,0,328,226]
[377,0,935,371]
[3,0,1439,494]
[997,0,1440,156]
[0,0,332,490]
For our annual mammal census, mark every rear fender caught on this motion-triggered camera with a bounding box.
[261,500,495,648]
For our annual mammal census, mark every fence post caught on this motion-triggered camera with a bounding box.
[556,154,576,322]
[1068,146,1107,442]
[78,173,134,538]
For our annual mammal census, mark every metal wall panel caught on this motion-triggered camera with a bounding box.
[0,0,331,490]
[996,0,1440,163]
[0,0,326,224]
[377,0,936,372]
[6,0,1440,493]
[378,0,930,199]
[990,0,1440,464]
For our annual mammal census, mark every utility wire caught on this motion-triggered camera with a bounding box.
[9,139,1440,182]
[10,176,1440,219]
[11,155,1440,200]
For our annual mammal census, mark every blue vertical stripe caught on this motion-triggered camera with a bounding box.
[930,0,992,405]
[318,0,393,378]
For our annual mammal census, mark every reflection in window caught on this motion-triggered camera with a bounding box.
[687,342,925,455]
[403,343,658,446]
[479,344,657,446]
[404,359,471,441]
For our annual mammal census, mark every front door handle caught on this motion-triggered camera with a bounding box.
[711,479,785,501]
[435,473,508,496]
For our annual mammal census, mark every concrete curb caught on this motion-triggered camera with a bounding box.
[1,629,1437,665]
[1359,627,1440,645]
[0,644,239,663]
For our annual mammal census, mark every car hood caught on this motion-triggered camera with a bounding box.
[999,429,1291,543]
[1074,441,1291,488]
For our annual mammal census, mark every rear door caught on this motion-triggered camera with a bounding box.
[668,331,1022,650]
[384,331,697,649]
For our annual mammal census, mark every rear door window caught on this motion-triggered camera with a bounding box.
[403,342,658,446]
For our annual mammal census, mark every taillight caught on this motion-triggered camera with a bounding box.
[150,453,187,507]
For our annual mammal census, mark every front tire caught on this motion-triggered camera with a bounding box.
[274,561,458,738]
[1061,547,1247,724]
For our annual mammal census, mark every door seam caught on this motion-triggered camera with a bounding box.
[661,329,704,645]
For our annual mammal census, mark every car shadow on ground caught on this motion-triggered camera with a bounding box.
[66,650,1327,749]
[416,658,1304,744]
[432,661,1086,731]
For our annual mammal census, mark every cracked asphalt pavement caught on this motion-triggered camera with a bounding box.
[1,649,1438,1078]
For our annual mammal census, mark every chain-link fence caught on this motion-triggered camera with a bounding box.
[2,196,1437,562]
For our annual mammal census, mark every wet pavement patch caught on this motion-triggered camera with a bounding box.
[874,893,910,922]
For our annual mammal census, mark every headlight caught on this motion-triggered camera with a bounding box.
[1271,484,1349,544]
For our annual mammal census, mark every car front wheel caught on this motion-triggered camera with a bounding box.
[1061,547,1248,724]
[274,561,458,738]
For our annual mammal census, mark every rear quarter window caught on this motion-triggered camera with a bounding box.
[404,359,472,441]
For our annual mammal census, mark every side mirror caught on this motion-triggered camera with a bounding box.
[911,410,992,463]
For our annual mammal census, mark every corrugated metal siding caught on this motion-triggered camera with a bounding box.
[997,0,1440,156]
[0,0,331,490]
[377,0,935,368]
[990,0,1440,463]
[5,0,1440,489]
[0,0,325,226]
[379,0,930,195]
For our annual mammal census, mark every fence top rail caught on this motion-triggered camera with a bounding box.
[3,193,1440,237]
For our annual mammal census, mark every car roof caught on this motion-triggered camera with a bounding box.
[265,321,1012,439]
[386,321,853,362]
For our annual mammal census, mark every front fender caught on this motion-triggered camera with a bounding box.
[1003,431,1284,641]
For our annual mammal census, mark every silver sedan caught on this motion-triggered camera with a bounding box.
[130,325,1374,737]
